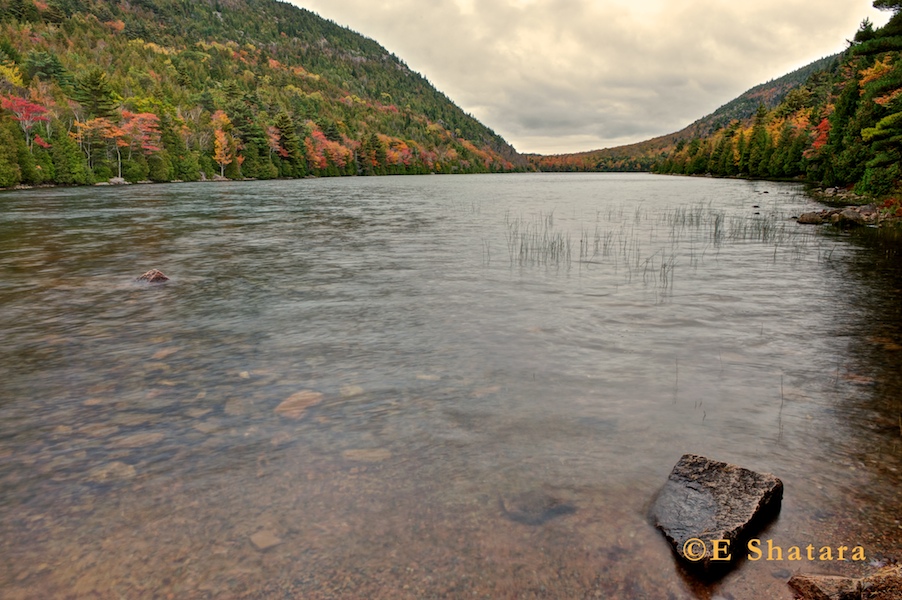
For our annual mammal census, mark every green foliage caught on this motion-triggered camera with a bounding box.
[24,50,72,87]
[0,120,21,186]
[648,12,902,197]
[0,0,521,188]
[123,155,150,182]
[874,0,902,12]
[49,126,89,185]
[73,68,118,119]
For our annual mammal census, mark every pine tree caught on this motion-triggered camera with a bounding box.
[50,126,89,184]
[0,121,22,186]
[73,69,118,119]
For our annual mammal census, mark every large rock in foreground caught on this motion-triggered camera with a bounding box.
[651,454,783,574]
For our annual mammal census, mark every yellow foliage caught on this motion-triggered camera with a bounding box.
[860,55,893,90]
[0,63,24,87]
[143,42,175,55]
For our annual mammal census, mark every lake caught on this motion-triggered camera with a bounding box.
[1,173,900,599]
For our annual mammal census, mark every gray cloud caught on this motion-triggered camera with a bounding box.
[291,0,890,154]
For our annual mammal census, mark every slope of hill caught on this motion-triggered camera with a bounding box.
[654,6,902,201]
[0,0,522,187]
[535,2,902,205]
[528,55,839,173]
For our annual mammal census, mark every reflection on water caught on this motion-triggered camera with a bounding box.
[0,174,899,599]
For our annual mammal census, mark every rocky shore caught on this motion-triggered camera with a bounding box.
[795,205,880,227]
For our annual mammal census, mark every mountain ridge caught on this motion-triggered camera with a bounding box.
[0,0,523,187]
[528,54,840,172]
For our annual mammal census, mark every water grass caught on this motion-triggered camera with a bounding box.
[505,210,572,268]
[499,201,838,295]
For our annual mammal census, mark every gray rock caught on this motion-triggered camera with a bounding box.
[798,212,824,225]
[650,454,783,573]
[788,574,861,600]
[838,208,866,227]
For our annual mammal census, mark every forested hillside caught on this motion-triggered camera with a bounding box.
[536,1,902,206]
[528,56,841,174]
[0,0,522,187]
[655,2,902,201]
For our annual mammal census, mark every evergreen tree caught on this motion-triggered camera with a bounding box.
[0,121,22,186]
[50,125,89,185]
[747,105,770,177]
[273,112,304,177]
[73,69,118,119]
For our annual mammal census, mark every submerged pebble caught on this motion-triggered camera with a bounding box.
[250,530,282,551]
[342,448,392,462]
[274,390,324,419]
[86,461,136,483]
[110,432,165,448]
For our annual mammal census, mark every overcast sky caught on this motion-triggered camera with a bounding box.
[290,1,891,155]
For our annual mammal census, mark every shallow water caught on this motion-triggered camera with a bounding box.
[0,173,899,599]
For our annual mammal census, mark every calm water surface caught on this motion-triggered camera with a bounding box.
[1,173,900,599]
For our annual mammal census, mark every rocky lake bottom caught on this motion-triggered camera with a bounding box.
[1,174,900,598]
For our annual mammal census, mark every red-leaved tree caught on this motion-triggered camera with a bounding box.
[1,95,50,151]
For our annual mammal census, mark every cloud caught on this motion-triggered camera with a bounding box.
[291,0,890,154]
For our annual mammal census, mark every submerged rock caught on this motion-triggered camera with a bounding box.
[788,565,902,600]
[87,461,136,483]
[789,574,861,600]
[650,453,783,574]
[136,269,169,283]
[498,490,577,526]
[274,390,324,419]
[861,565,902,600]
[110,432,165,448]
[342,448,392,462]
[249,530,282,551]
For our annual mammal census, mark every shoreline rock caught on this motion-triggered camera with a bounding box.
[650,454,783,575]
[794,205,880,228]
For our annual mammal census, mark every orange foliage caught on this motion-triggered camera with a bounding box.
[860,56,894,91]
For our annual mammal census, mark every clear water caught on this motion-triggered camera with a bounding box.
[1,173,899,599]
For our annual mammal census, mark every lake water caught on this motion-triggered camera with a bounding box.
[1,173,900,599]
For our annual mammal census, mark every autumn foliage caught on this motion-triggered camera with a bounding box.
[0,0,521,188]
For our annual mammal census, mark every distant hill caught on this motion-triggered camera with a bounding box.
[528,55,840,172]
[533,6,902,203]
[652,8,902,198]
[681,55,839,138]
[0,0,522,187]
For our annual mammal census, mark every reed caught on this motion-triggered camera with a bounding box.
[502,201,836,292]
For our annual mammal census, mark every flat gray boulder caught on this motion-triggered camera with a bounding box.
[651,453,783,574]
